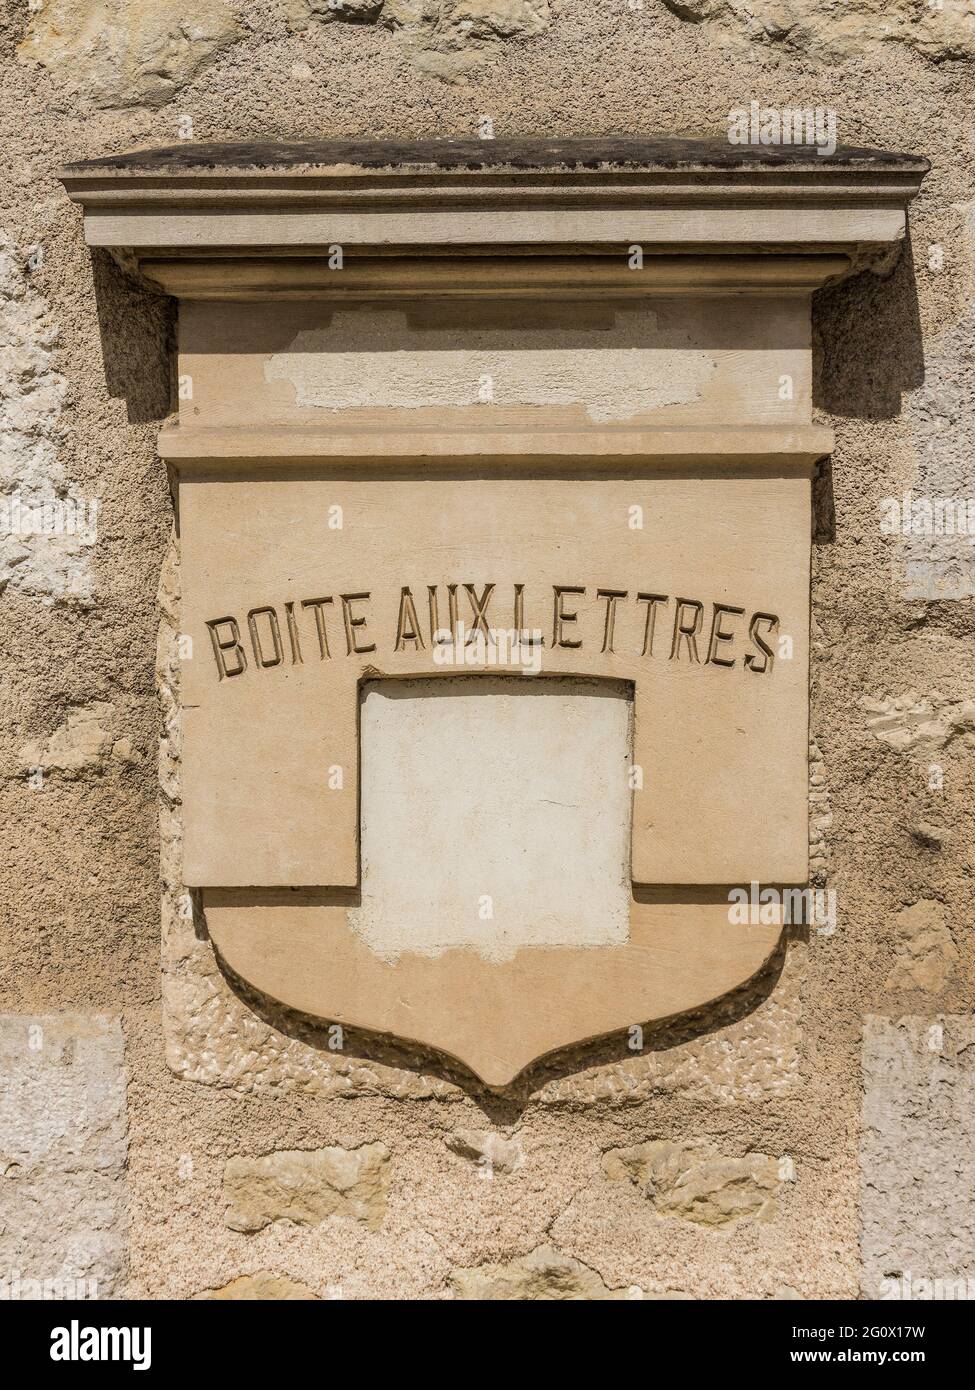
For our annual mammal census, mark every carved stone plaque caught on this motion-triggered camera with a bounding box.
[62,139,926,1084]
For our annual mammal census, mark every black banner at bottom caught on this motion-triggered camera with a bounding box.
[0,1296,967,1374]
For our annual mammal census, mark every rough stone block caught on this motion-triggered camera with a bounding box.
[223,1144,390,1233]
[193,1272,321,1300]
[884,901,957,994]
[602,1139,788,1229]
[450,1244,640,1300]
[862,1016,975,1299]
[0,1014,128,1299]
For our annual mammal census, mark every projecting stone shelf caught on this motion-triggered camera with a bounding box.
[61,136,927,259]
[156,422,835,471]
[60,134,930,171]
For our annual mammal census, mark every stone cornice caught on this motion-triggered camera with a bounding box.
[58,135,931,174]
[60,137,927,478]
[61,137,927,278]
[132,253,854,301]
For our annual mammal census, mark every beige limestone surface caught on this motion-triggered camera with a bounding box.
[89,149,836,1084]
[351,677,633,962]
[1,0,972,1302]
[179,470,811,891]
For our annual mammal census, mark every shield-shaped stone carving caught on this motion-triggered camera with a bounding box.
[61,138,926,1085]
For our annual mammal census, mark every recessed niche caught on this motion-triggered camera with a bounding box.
[350,676,632,964]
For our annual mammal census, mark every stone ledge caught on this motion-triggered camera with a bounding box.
[156,423,834,469]
[60,137,927,263]
[61,136,930,176]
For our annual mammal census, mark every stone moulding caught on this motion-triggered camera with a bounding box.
[61,138,926,1088]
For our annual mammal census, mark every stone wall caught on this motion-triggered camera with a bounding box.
[1,0,973,1299]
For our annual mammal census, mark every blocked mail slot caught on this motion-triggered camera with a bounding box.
[62,138,926,1084]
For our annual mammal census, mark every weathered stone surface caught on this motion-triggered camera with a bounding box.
[450,1244,639,1300]
[863,691,975,755]
[164,845,800,1106]
[910,820,947,850]
[956,198,975,301]
[351,679,630,963]
[808,734,833,882]
[445,1128,524,1174]
[662,0,975,63]
[377,0,441,25]
[293,0,551,39]
[602,1140,788,1228]
[0,233,95,605]
[885,901,956,994]
[896,303,975,602]
[862,1016,975,1299]
[440,0,551,41]
[223,1144,390,1233]
[0,237,64,465]
[0,1014,128,1299]
[193,1272,321,1300]
[262,307,711,422]
[535,942,802,1106]
[18,0,243,110]
[290,0,551,78]
[294,0,386,21]
[18,701,133,777]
